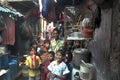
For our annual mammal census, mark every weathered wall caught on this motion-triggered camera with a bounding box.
[89,9,112,80]
[88,0,120,80]
[110,0,120,79]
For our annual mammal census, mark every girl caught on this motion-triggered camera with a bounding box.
[39,40,50,63]
[40,40,50,80]
[44,51,55,80]
[25,47,42,80]
[47,50,70,80]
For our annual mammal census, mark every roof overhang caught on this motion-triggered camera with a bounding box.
[7,0,39,14]
[0,6,23,17]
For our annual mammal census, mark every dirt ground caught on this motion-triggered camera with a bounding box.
[15,74,28,80]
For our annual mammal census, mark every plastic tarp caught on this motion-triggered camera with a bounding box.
[0,6,23,17]
[42,0,52,19]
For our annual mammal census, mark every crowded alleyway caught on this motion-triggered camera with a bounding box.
[0,0,120,80]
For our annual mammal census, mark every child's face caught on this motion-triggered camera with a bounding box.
[30,48,36,55]
[33,44,37,48]
[67,43,72,48]
[47,54,54,61]
[53,31,59,39]
[44,43,50,48]
[56,52,63,62]
[75,41,80,47]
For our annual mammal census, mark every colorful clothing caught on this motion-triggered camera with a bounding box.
[49,39,64,53]
[41,60,50,80]
[25,55,42,77]
[44,60,51,80]
[48,60,70,80]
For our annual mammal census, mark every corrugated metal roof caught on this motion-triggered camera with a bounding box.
[8,1,38,14]
[0,6,23,17]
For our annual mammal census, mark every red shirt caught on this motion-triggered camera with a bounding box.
[46,34,49,40]
[44,60,51,80]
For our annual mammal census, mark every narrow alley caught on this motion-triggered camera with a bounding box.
[0,0,120,80]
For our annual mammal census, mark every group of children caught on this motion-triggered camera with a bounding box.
[25,40,82,80]
[24,28,82,80]
[25,46,70,80]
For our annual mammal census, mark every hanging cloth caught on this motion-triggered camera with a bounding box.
[42,0,52,19]
[2,17,15,45]
[46,0,56,22]
[0,15,6,31]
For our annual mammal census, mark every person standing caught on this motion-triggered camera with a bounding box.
[44,51,55,80]
[47,50,70,80]
[49,28,64,53]
[39,40,50,80]
[25,47,42,80]
[63,40,74,80]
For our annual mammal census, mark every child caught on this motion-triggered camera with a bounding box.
[73,40,81,49]
[47,50,70,80]
[63,40,74,80]
[44,51,55,80]
[39,40,50,80]
[39,40,50,61]
[25,47,42,80]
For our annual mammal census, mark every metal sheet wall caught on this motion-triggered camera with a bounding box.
[110,0,120,79]
[88,9,112,80]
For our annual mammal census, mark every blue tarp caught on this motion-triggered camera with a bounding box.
[42,0,52,19]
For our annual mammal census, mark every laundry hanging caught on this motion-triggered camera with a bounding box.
[42,0,52,19]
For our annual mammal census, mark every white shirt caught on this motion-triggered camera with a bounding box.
[48,60,70,80]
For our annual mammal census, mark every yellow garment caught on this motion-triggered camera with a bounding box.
[49,39,64,53]
[25,55,42,77]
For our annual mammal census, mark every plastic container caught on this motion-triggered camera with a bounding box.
[79,60,94,80]
[73,48,91,68]
[8,61,18,80]
[1,54,9,69]
[72,67,80,80]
